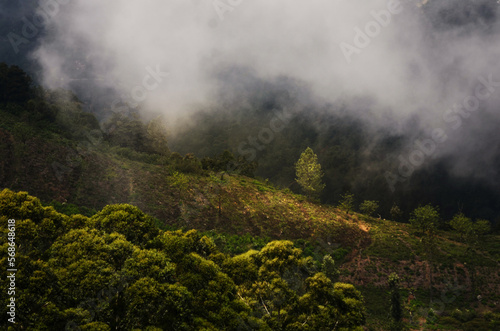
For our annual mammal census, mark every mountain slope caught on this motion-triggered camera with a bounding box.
[1,78,499,329]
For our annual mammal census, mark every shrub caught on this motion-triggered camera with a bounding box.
[338,192,355,214]
[360,200,379,217]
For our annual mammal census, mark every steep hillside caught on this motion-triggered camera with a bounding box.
[2,108,500,329]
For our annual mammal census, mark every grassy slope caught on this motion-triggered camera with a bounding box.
[1,111,499,330]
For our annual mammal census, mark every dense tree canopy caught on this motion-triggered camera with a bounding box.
[0,189,366,330]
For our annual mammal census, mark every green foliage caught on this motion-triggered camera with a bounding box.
[48,229,126,300]
[449,214,492,245]
[202,150,234,172]
[0,190,367,330]
[112,146,169,164]
[410,204,439,235]
[169,171,189,196]
[409,205,440,301]
[233,240,366,330]
[0,189,68,255]
[103,111,155,154]
[207,232,270,255]
[146,116,170,156]
[170,152,203,174]
[474,219,491,236]
[123,277,192,329]
[295,275,368,330]
[89,204,159,246]
[338,192,355,214]
[202,150,258,177]
[48,201,97,217]
[256,240,303,278]
[233,155,258,178]
[449,213,473,240]
[390,204,403,222]
[451,308,477,323]
[102,110,173,157]
[44,88,101,140]
[223,250,259,285]
[360,200,379,217]
[0,73,104,146]
[295,147,325,199]
[321,254,339,281]
[482,311,500,329]
[123,248,176,283]
[25,97,58,123]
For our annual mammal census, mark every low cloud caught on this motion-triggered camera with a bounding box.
[32,0,500,183]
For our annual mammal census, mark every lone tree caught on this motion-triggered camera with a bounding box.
[410,204,439,235]
[390,204,403,222]
[338,192,355,215]
[295,147,325,199]
[360,200,379,217]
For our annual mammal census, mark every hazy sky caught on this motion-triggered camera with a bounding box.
[33,0,500,179]
[33,1,500,115]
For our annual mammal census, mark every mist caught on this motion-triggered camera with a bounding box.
[32,0,500,187]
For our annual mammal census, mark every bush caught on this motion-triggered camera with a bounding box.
[451,308,477,322]
[113,146,166,164]
[360,200,379,217]
[390,204,403,221]
[171,153,203,174]
[49,201,96,217]
[338,192,355,214]
[438,316,461,327]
